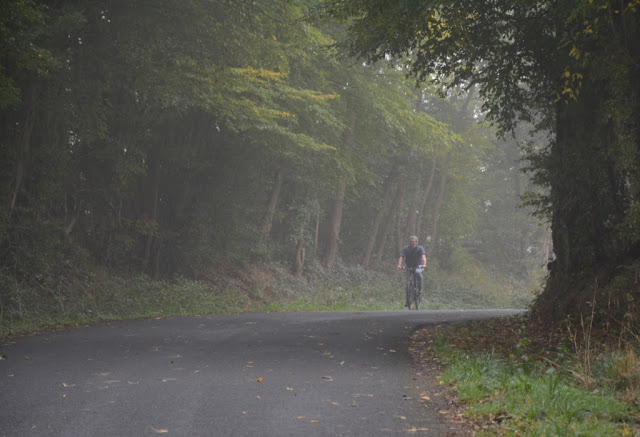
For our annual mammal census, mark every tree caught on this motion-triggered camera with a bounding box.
[319,0,640,324]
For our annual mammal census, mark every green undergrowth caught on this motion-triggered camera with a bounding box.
[0,261,533,337]
[429,318,640,436]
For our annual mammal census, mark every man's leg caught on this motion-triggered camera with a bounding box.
[416,271,423,299]
[405,270,412,308]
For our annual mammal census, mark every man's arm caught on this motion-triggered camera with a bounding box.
[421,254,427,267]
[397,256,404,269]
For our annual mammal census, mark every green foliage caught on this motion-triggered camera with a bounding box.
[319,0,640,328]
[1,0,542,329]
[434,329,636,436]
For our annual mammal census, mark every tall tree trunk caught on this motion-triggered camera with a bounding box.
[416,157,437,238]
[144,143,161,271]
[362,175,394,269]
[257,166,285,248]
[426,151,452,258]
[64,194,82,239]
[8,78,39,217]
[322,179,346,268]
[314,211,319,256]
[374,184,404,266]
[293,241,305,276]
[395,186,406,256]
[405,173,423,237]
[293,219,306,276]
[321,109,357,267]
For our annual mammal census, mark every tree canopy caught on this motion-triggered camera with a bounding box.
[319,0,640,324]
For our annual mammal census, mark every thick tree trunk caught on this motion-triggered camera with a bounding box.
[426,151,451,258]
[8,78,39,218]
[257,166,285,248]
[321,179,346,268]
[362,175,394,269]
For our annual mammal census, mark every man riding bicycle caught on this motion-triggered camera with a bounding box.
[397,236,427,309]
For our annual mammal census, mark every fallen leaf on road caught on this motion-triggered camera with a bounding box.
[297,416,305,419]
[310,420,319,423]
[256,377,263,382]
[321,376,333,381]
[286,387,294,391]
[406,427,429,432]
[150,426,168,433]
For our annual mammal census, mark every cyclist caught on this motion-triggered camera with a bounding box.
[397,236,427,309]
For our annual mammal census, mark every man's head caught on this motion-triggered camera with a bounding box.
[409,236,418,248]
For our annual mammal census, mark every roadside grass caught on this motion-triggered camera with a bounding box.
[423,318,640,436]
[0,261,532,336]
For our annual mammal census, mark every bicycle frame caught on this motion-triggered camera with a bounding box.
[404,266,423,310]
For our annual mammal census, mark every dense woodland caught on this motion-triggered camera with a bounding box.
[5,0,627,326]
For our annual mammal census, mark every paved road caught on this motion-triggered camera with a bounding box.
[1,310,520,436]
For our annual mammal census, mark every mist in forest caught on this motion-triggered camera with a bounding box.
[1,1,550,327]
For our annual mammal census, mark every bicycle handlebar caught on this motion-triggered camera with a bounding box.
[399,266,426,271]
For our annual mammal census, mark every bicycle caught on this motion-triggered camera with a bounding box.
[401,266,423,310]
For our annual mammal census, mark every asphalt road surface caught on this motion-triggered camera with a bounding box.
[1,310,521,436]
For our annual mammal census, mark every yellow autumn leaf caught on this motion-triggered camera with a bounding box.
[256,377,263,382]
[150,426,168,434]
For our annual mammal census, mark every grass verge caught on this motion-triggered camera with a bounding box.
[0,261,532,337]
[411,317,640,436]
